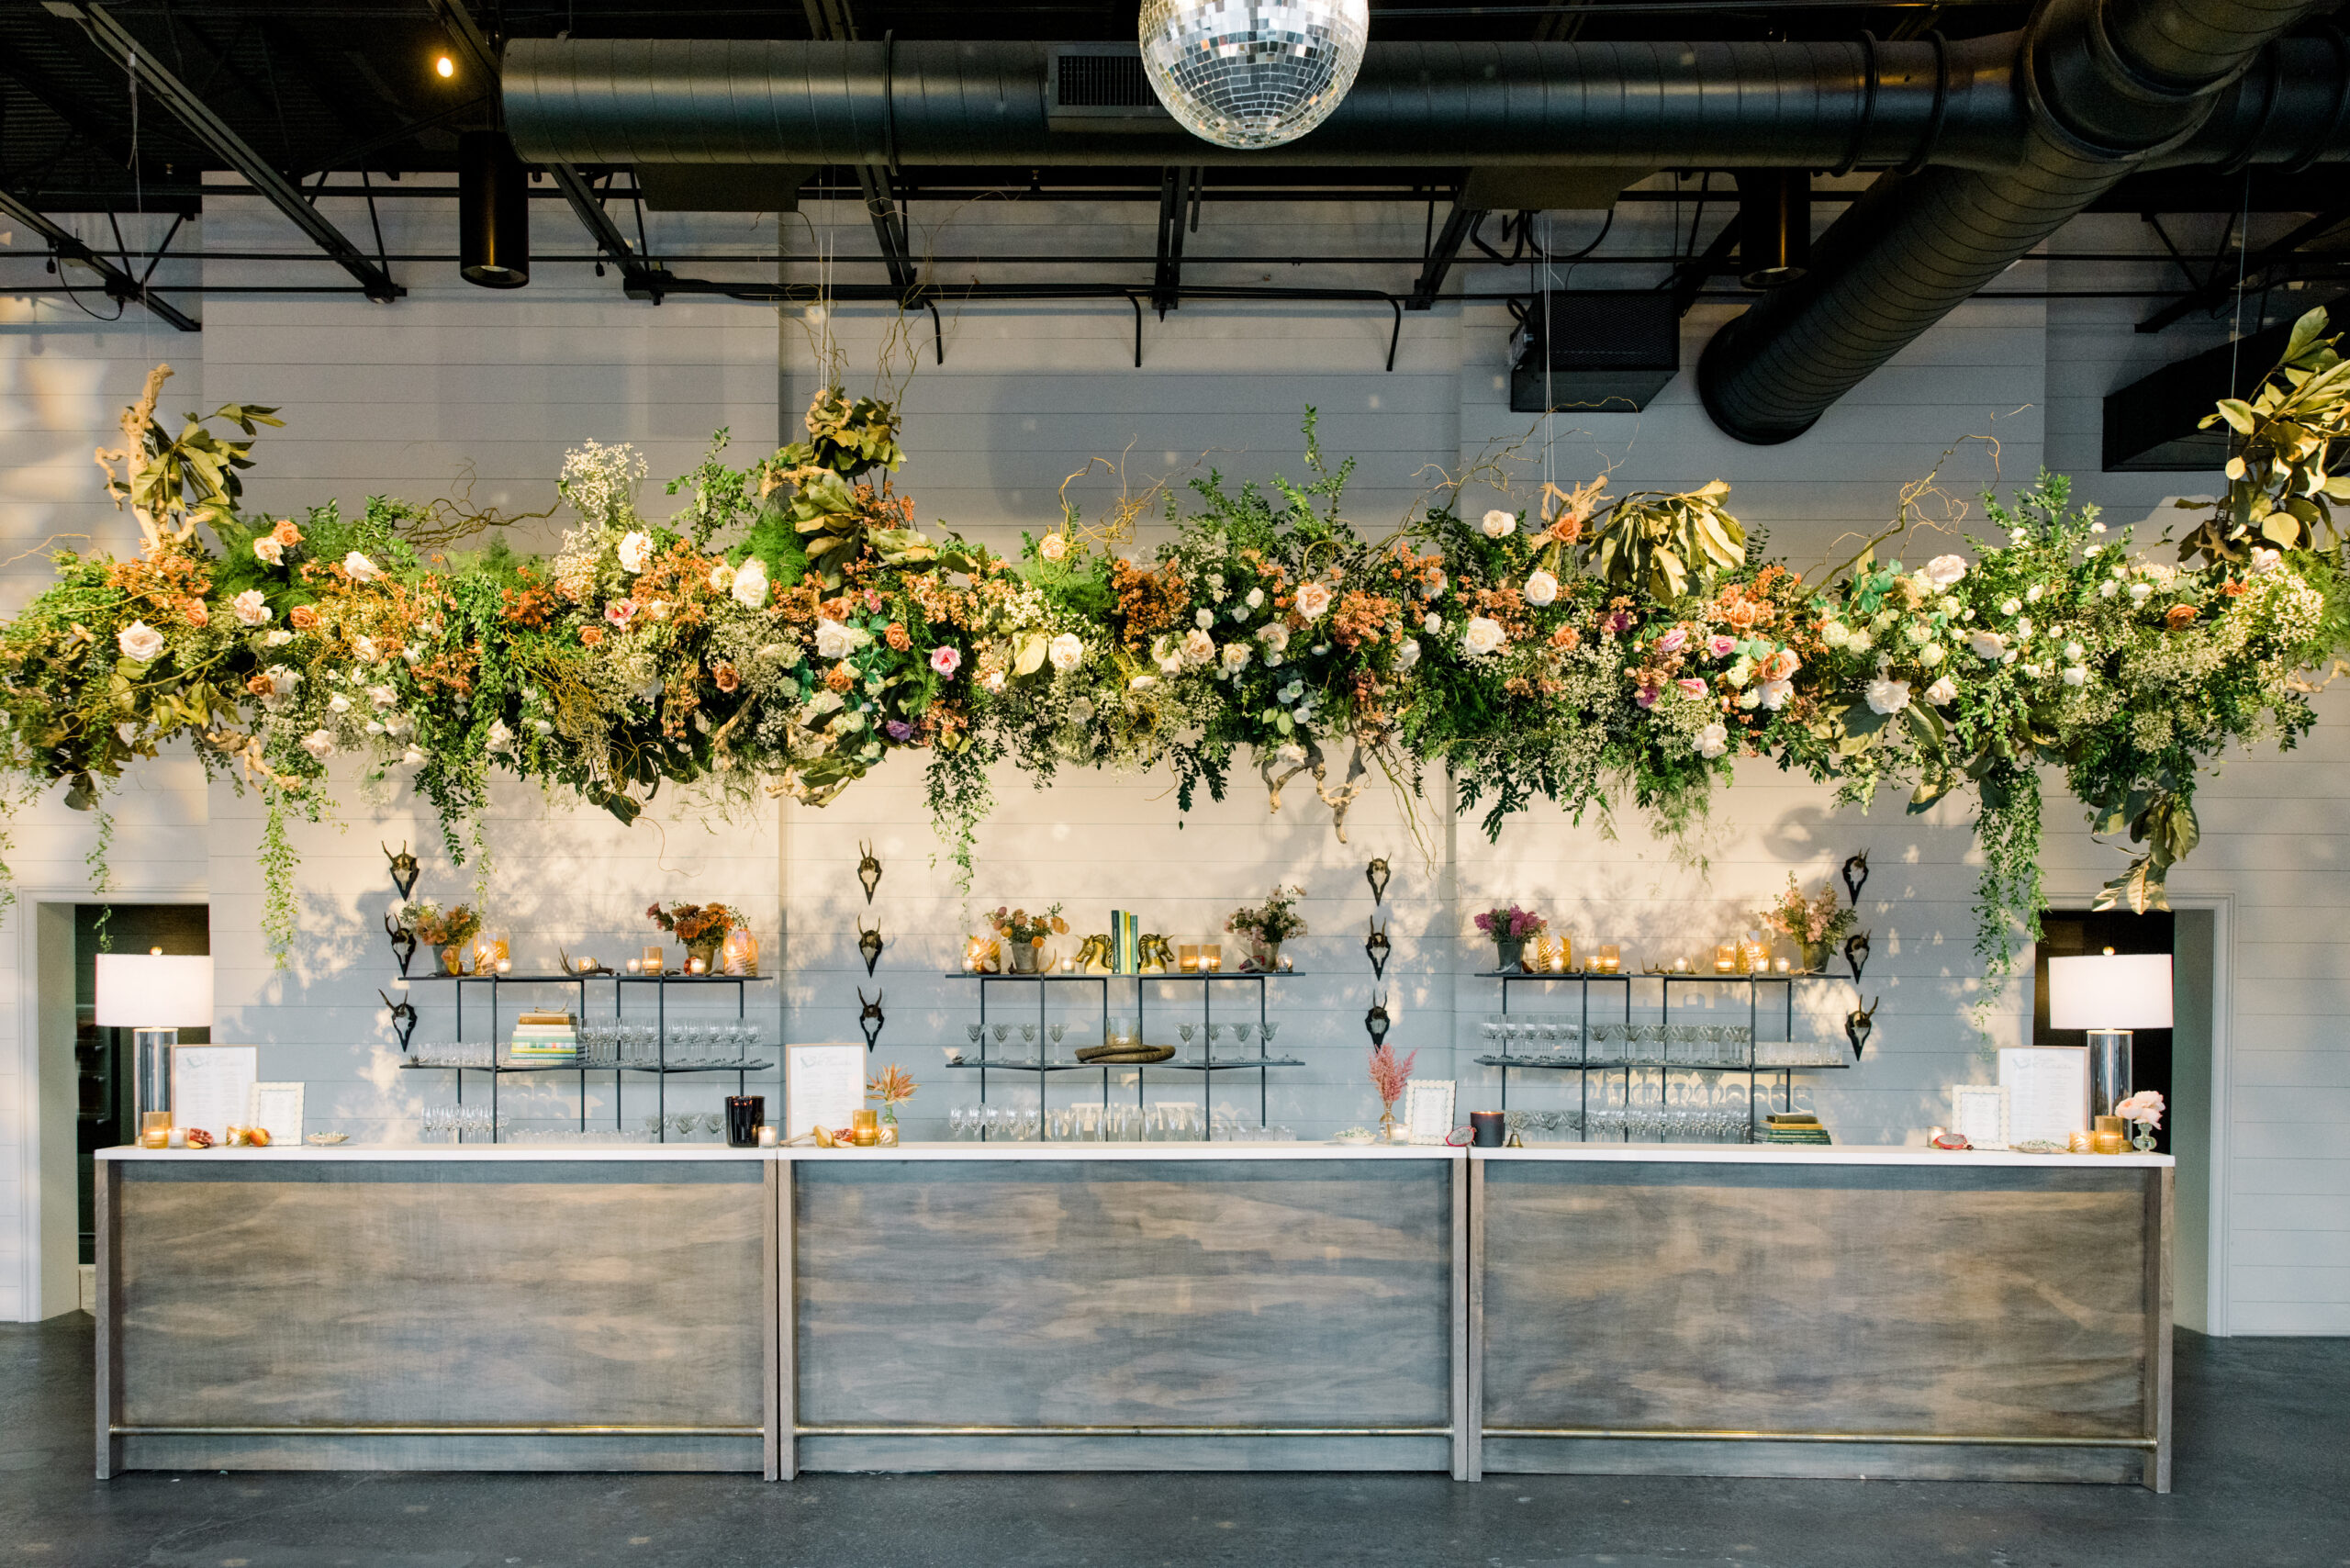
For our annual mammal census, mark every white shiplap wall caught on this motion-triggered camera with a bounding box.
[0,184,2342,1331]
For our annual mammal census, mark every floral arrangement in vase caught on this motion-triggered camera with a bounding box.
[1473,904,1547,971]
[1368,1041,1418,1141]
[987,903,1068,973]
[1756,874,1857,972]
[1225,883,1307,969]
[647,902,744,971]
[396,900,481,974]
[867,1064,917,1144]
[2115,1089,2165,1151]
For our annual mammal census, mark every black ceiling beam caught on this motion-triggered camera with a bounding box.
[1151,166,1195,316]
[42,2,403,302]
[0,52,175,177]
[800,0,919,302]
[1669,216,1743,314]
[1408,201,1487,308]
[0,184,198,329]
[2135,203,2350,333]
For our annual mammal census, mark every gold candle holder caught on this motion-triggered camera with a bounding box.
[2093,1114,2126,1155]
[1180,944,1202,973]
[140,1110,172,1149]
[1597,944,1621,974]
[643,944,666,974]
[1714,944,1737,974]
[1202,944,1222,972]
[851,1109,879,1148]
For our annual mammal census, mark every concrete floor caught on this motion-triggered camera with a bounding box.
[3,1320,2343,1568]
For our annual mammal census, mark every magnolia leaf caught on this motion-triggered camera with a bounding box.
[2284,305,2331,363]
[2262,512,2303,545]
[1013,634,1047,678]
[2213,398,2255,434]
[1908,775,1955,813]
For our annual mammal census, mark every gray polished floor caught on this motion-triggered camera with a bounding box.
[2,1319,2342,1567]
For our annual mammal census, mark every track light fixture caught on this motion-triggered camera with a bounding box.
[1735,170,1810,289]
[435,54,455,79]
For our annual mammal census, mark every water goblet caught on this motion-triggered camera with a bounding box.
[1048,1022,1068,1062]
[1020,1023,1039,1061]
[1177,1021,1196,1058]
[1205,1023,1226,1060]
[1480,1014,1503,1055]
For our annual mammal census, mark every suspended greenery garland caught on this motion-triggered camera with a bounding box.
[1,313,2343,981]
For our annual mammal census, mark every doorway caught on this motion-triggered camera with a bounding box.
[2032,904,2216,1333]
[34,902,208,1318]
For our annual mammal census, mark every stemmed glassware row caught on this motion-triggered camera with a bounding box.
[1480,1015,1760,1066]
[576,1023,762,1069]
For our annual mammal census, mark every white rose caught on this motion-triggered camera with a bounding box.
[1999,598,2022,616]
[2063,641,2084,661]
[813,619,860,659]
[116,621,166,663]
[487,718,516,756]
[265,666,300,700]
[2015,618,2033,642]
[342,551,383,583]
[1523,569,1559,607]
[352,635,380,665]
[1758,678,1792,710]
[2128,581,2154,603]
[1694,722,1729,759]
[2062,666,2088,687]
[1294,582,1333,621]
[265,629,294,647]
[531,718,554,736]
[1048,633,1084,672]
[1424,612,1443,634]
[708,562,735,593]
[368,684,397,709]
[1129,675,1158,692]
[252,536,285,566]
[1461,616,1506,657]
[2099,579,2120,599]
[1919,644,1946,667]
[1925,675,1958,706]
[327,693,352,714]
[1397,637,1421,669]
[1968,631,2007,661]
[1259,622,1291,654]
[1481,509,1516,539]
[1181,628,1215,665]
[731,559,770,609]
[1246,587,1264,609]
[1039,533,1069,563]
[300,729,337,760]
[1220,641,1252,674]
[2249,547,2282,576]
[402,745,428,767]
[2021,663,2043,680]
[1196,608,1215,630]
[1865,677,1911,715]
[1922,554,1969,588]
[617,531,652,574]
[231,589,272,627]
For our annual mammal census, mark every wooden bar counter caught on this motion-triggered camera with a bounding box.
[95,1142,2170,1487]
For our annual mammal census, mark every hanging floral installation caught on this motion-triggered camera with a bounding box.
[1,310,2343,977]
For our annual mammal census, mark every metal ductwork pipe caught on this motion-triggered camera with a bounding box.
[1697,0,2344,444]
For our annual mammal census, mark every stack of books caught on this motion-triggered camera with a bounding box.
[508,1011,579,1063]
[1107,910,1141,975]
[1762,1112,1831,1146]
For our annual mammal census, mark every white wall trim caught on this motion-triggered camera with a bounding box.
[2040,887,2233,1338]
[12,883,207,1322]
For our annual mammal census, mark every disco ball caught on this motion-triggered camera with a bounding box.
[1139,0,1371,151]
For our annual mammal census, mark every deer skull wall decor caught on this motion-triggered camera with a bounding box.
[858,989,886,1050]
[856,840,882,903]
[857,919,885,977]
[1365,990,1392,1047]
[1364,857,1391,905]
[383,910,418,977]
[1364,916,1392,980]
[378,988,419,1053]
[1843,931,1873,985]
[1841,849,1871,907]
[1845,995,1880,1058]
[384,840,420,900]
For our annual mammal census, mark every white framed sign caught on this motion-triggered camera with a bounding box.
[1999,1047,2090,1146]
[786,1044,866,1141]
[1404,1079,1457,1146]
[171,1044,258,1142]
[247,1081,306,1147]
[1949,1083,2009,1150]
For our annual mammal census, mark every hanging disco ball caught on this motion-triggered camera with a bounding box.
[1139,0,1371,151]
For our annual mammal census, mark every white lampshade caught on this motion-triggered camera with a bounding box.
[94,953,213,1029]
[2048,953,2173,1031]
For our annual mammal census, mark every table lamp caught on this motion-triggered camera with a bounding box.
[95,951,214,1134]
[2048,951,2172,1120]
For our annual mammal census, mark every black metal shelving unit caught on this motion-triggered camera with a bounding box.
[1470,969,1850,1141]
[940,969,1303,1140]
[401,970,775,1143]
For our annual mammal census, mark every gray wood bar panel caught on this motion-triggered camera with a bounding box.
[105,1159,768,1473]
[1475,1157,2170,1487]
[789,1158,1456,1471]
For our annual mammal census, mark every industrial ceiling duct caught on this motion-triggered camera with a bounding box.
[1735,171,1809,288]
[458,129,530,289]
[1696,0,2341,444]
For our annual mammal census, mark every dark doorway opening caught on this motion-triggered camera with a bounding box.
[2032,908,2174,1153]
[74,906,209,1265]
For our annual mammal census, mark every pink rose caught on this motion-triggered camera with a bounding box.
[604,599,637,628]
[930,645,962,678]
[1656,628,1687,654]
[1676,677,1708,699]
[1707,635,1737,658]
[1635,684,1660,709]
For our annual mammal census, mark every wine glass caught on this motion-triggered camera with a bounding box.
[1259,1021,1281,1052]
[966,1022,984,1055]
[1019,1023,1039,1062]
[1205,1023,1226,1060]
[1230,1022,1255,1052]
[991,1023,1013,1051]
[1177,1022,1196,1058]
[1047,1023,1068,1062]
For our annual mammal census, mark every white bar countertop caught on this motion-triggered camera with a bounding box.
[98,1142,2171,1169]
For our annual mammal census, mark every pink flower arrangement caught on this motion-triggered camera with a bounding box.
[1473,904,1547,939]
[2114,1090,2165,1129]
[1368,1041,1417,1111]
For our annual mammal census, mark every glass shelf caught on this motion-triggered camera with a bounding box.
[402,972,588,983]
[1148,1056,1306,1072]
[942,1058,1123,1073]
[1474,970,1830,982]
[1472,1054,1851,1072]
[402,1058,775,1075]
[616,972,774,983]
[942,970,1302,980]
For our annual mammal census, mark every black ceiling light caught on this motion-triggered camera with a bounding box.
[459,129,530,289]
[1735,170,1809,289]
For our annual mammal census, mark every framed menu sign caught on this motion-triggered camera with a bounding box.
[1998,1047,2090,1146]
[171,1045,258,1142]
[1404,1079,1457,1146]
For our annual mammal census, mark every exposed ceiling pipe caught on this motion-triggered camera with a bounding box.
[1696,0,2344,444]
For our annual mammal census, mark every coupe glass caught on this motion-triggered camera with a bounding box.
[1048,1023,1068,1061]
[1019,1023,1039,1060]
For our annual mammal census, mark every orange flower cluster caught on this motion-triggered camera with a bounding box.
[1328,588,1398,652]
[500,577,559,628]
[1110,558,1190,653]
